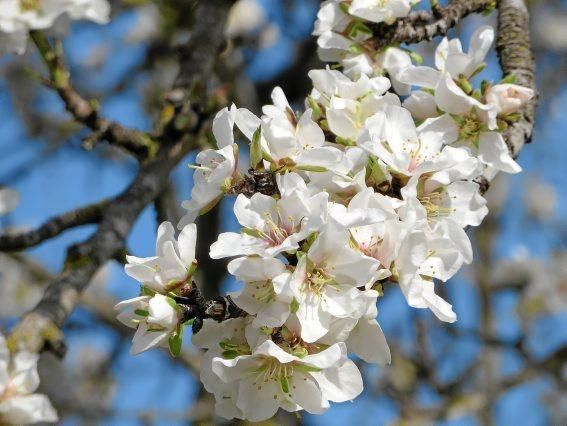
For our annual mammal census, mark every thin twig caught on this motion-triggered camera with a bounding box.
[30,31,158,160]
[0,200,109,252]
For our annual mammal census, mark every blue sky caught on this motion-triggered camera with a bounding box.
[0,2,565,425]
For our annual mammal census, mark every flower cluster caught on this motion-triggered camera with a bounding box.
[314,0,418,93]
[115,3,534,422]
[0,333,58,424]
[0,0,110,55]
[115,222,197,356]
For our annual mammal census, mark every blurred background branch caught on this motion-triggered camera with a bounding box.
[0,0,565,424]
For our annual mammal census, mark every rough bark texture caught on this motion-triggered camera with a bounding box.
[8,0,235,355]
[496,0,537,158]
[370,0,493,50]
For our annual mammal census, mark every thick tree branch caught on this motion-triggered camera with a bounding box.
[9,0,236,356]
[0,200,109,252]
[369,0,493,50]
[8,138,194,355]
[160,0,233,140]
[496,0,537,157]
[477,0,537,194]
[30,31,158,160]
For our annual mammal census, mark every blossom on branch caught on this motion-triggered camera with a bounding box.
[111,2,535,421]
[0,0,110,55]
[0,333,58,424]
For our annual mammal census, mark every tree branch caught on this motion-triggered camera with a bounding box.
[30,31,158,160]
[8,138,194,355]
[369,0,494,50]
[9,0,236,356]
[0,200,109,252]
[496,0,537,157]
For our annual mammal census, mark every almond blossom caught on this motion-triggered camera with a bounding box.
[485,83,535,116]
[394,228,461,322]
[348,0,417,25]
[357,104,465,178]
[313,0,414,93]
[0,0,110,55]
[211,339,362,421]
[290,222,381,342]
[400,26,495,88]
[109,2,535,421]
[399,26,534,174]
[210,182,328,259]
[227,256,293,328]
[114,294,181,355]
[0,333,58,424]
[308,68,399,142]
[179,107,242,226]
[125,222,197,294]
[257,88,344,172]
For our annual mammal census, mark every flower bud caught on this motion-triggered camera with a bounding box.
[485,83,534,115]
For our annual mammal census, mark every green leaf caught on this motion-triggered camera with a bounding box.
[348,44,365,55]
[222,350,240,359]
[250,126,263,170]
[367,156,387,186]
[335,136,356,147]
[307,96,323,121]
[470,62,487,78]
[501,73,517,84]
[140,286,156,297]
[457,74,473,95]
[408,51,423,65]
[168,332,182,357]
[348,22,373,39]
[166,296,178,309]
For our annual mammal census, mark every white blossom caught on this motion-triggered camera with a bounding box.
[114,294,180,355]
[125,222,197,293]
[210,181,329,259]
[358,104,467,178]
[290,222,381,342]
[179,107,244,226]
[0,333,58,424]
[313,1,414,92]
[349,0,416,25]
[394,225,467,322]
[227,256,293,328]
[256,88,344,172]
[211,339,362,421]
[485,83,535,116]
[401,25,494,87]
[0,0,110,55]
[192,318,249,420]
[309,68,399,141]
[225,0,266,38]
